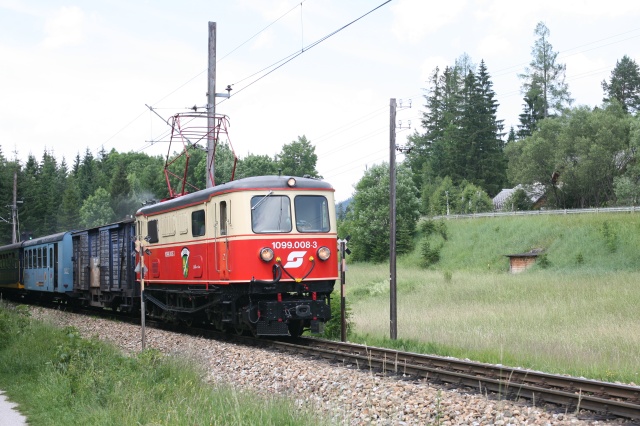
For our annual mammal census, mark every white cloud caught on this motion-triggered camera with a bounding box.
[251,29,275,50]
[391,0,468,43]
[420,56,451,83]
[476,33,512,58]
[42,6,86,48]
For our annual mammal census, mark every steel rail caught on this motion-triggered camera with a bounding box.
[277,337,640,420]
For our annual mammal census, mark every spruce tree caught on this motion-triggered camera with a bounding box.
[602,55,640,114]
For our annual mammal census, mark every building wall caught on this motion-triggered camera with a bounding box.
[508,256,537,274]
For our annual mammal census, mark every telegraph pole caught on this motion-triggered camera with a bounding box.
[207,21,216,189]
[11,170,17,244]
[389,98,397,340]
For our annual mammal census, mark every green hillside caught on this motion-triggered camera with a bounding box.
[344,212,640,382]
[402,212,640,272]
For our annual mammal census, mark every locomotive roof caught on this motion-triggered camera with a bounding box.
[136,175,334,217]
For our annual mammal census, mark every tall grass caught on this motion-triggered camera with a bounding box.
[343,213,640,384]
[0,303,326,426]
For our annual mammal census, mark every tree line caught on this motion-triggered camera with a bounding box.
[0,136,320,245]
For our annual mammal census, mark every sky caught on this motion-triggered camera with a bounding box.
[1,0,640,203]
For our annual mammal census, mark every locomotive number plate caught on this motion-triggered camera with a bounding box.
[271,240,318,249]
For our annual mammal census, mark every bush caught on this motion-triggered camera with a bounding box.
[420,240,441,268]
[420,219,448,240]
[600,221,618,253]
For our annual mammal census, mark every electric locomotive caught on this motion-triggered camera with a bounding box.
[135,175,339,337]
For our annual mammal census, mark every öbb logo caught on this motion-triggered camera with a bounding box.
[284,251,307,268]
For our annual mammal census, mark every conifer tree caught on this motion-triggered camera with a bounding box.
[519,22,572,119]
[602,55,640,114]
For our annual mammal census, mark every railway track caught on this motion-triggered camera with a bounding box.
[280,337,640,421]
[24,303,640,422]
[134,313,640,421]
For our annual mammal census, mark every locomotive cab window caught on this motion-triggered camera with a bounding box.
[294,195,330,233]
[251,195,292,233]
[147,220,159,243]
[192,209,206,237]
[220,201,227,236]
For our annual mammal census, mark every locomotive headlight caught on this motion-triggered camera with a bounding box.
[259,247,274,262]
[317,246,331,261]
[287,177,296,187]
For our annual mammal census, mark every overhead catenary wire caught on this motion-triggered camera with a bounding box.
[218,0,393,103]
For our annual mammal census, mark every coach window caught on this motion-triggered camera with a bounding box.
[251,195,292,233]
[294,195,330,232]
[192,209,206,237]
[43,247,47,268]
[37,248,42,268]
[220,201,227,236]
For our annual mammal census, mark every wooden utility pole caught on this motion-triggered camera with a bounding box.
[389,98,397,340]
[207,21,216,189]
[11,170,17,244]
[339,238,349,342]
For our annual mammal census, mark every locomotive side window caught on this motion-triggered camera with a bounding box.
[251,195,292,233]
[192,210,206,237]
[147,220,159,243]
[220,201,227,236]
[294,195,330,232]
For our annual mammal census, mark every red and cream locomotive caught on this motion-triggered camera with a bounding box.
[135,175,339,337]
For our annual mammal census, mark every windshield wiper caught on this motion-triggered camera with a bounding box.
[251,190,273,210]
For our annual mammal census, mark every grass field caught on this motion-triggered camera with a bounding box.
[340,213,640,384]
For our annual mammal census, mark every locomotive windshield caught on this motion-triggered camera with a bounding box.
[250,194,331,233]
[294,196,330,232]
[251,195,292,233]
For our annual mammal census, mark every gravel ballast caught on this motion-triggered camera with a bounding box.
[29,307,626,425]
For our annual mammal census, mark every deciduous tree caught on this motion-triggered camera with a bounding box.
[276,135,321,178]
[341,163,419,262]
